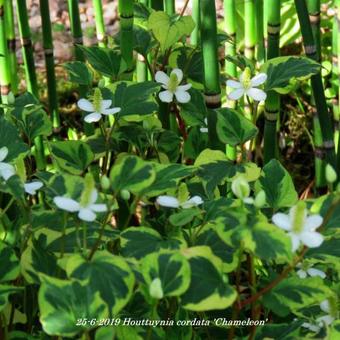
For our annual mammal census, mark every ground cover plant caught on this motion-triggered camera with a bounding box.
[0,0,339,339]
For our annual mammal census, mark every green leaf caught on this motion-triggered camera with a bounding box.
[254,321,302,340]
[306,237,340,259]
[50,141,94,175]
[169,208,202,227]
[329,320,340,340]
[78,45,126,79]
[0,116,29,162]
[0,242,20,282]
[141,251,191,297]
[180,246,237,311]
[38,276,108,337]
[263,277,332,316]
[66,251,134,315]
[263,57,321,94]
[0,174,25,199]
[120,227,185,260]
[110,156,156,194]
[148,12,195,52]
[133,25,154,56]
[216,108,258,146]
[0,285,23,312]
[256,159,298,209]
[63,61,93,86]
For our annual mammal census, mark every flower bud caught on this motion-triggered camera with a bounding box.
[120,189,131,201]
[254,190,266,208]
[231,176,250,199]
[98,79,106,88]
[149,278,163,299]
[100,175,110,190]
[325,164,337,184]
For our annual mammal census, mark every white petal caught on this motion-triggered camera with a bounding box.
[174,89,191,103]
[296,269,307,279]
[78,208,97,222]
[0,168,15,181]
[155,71,170,86]
[177,83,192,92]
[200,127,208,133]
[226,80,242,89]
[100,99,112,111]
[228,88,245,100]
[90,204,107,212]
[171,68,183,83]
[243,197,255,204]
[320,300,331,313]
[289,233,301,252]
[159,90,174,103]
[102,107,121,115]
[250,73,267,86]
[301,322,320,333]
[84,112,102,123]
[0,147,8,162]
[156,195,180,208]
[246,88,267,101]
[304,215,323,231]
[181,195,203,209]
[24,181,43,195]
[300,231,324,248]
[272,213,292,231]
[54,197,80,212]
[78,98,94,112]
[89,189,98,204]
[317,315,334,326]
[307,268,326,279]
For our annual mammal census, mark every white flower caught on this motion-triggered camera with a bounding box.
[24,181,43,195]
[272,202,324,252]
[296,263,326,279]
[155,68,192,103]
[0,147,15,181]
[53,189,107,222]
[156,195,203,209]
[227,68,267,102]
[77,98,121,123]
[200,118,208,133]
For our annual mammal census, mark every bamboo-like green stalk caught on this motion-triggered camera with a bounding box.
[263,0,281,164]
[39,0,60,129]
[295,0,337,172]
[332,5,339,154]
[244,0,256,60]
[67,0,84,61]
[4,0,18,95]
[307,0,326,189]
[255,0,265,63]
[136,0,148,82]
[200,0,223,150]
[190,0,200,46]
[337,0,340,170]
[164,0,175,15]
[93,0,106,47]
[224,0,237,160]
[16,0,46,170]
[119,0,134,79]
[0,0,11,104]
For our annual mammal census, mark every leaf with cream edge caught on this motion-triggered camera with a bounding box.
[180,246,237,311]
[0,242,20,282]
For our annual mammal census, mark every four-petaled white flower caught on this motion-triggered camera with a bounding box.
[227,68,267,102]
[272,202,324,252]
[296,263,326,279]
[77,98,121,123]
[24,181,43,195]
[155,68,192,103]
[53,189,107,222]
[0,147,15,181]
[156,195,203,209]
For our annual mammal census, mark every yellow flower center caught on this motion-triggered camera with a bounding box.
[168,73,179,92]
[241,67,252,90]
[292,201,306,233]
[80,173,95,207]
[92,88,103,113]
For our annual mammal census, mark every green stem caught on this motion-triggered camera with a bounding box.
[190,0,200,45]
[93,0,106,47]
[244,0,256,60]
[164,0,175,15]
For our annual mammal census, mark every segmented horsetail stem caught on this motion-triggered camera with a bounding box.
[337,0,340,169]
[119,0,134,79]
[332,4,339,153]
[244,0,256,60]
[201,0,224,150]
[164,0,175,15]
[0,0,11,104]
[263,0,281,164]
[255,0,265,63]
[93,0,106,47]
[4,0,18,95]
[190,0,200,46]
[39,0,60,129]
[136,0,148,82]
[307,0,326,189]
[16,0,46,170]
[295,0,337,173]
[67,0,84,61]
